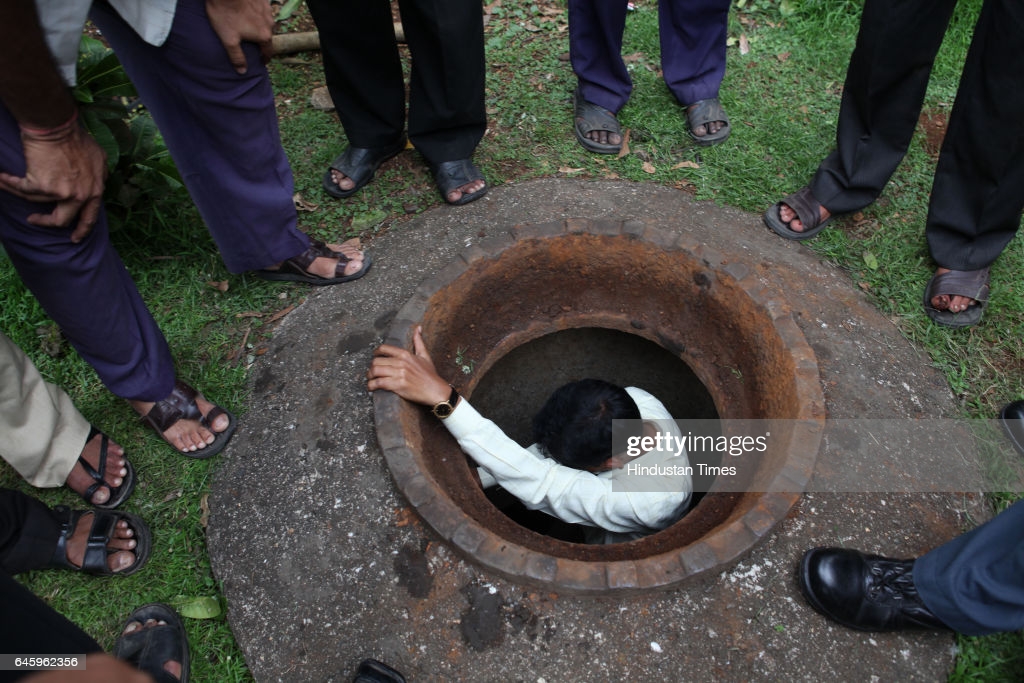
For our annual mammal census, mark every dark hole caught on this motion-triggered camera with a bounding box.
[469,328,721,542]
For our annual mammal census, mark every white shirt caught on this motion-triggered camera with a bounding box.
[35,0,176,85]
[442,387,692,544]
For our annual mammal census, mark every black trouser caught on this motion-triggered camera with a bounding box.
[0,489,62,576]
[305,0,487,164]
[810,0,1024,270]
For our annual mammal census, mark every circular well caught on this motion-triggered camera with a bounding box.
[373,219,824,594]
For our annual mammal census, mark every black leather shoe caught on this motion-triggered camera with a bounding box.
[799,547,950,631]
[1000,400,1024,456]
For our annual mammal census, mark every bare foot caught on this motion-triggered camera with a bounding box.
[779,201,831,234]
[929,267,976,312]
[121,620,184,680]
[445,178,487,204]
[66,433,127,505]
[65,513,137,573]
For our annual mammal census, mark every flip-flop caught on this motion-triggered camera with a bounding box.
[256,238,372,286]
[113,603,190,683]
[685,98,730,147]
[430,159,488,206]
[764,186,833,240]
[322,137,407,199]
[573,88,622,154]
[922,268,990,328]
[140,380,237,459]
[73,426,136,509]
[48,506,151,576]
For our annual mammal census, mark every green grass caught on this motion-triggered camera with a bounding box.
[1,0,1021,680]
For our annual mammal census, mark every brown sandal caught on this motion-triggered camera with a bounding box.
[140,380,236,459]
[256,238,372,286]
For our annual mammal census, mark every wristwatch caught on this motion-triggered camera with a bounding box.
[432,386,460,419]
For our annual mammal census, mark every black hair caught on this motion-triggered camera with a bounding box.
[531,379,641,470]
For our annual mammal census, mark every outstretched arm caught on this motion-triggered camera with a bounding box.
[0,0,106,241]
[366,326,453,407]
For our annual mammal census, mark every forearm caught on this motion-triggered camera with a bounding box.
[0,0,77,129]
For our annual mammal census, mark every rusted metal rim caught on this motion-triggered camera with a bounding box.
[373,219,825,594]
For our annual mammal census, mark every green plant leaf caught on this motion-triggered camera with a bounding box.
[276,0,304,21]
[863,250,879,270]
[174,596,222,620]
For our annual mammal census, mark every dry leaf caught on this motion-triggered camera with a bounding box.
[206,280,229,292]
[266,305,296,324]
[558,166,584,174]
[292,193,318,212]
[776,51,791,62]
[616,129,632,159]
[199,494,210,528]
[622,52,645,64]
[671,160,700,170]
[739,34,750,55]
[642,161,656,174]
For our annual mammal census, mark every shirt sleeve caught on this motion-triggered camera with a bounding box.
[443,397,687,534]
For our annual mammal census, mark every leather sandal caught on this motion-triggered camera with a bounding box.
[113,603,190,683]
[430,158,488,206]
[322,137,407,199]
[574,88,622,154]
[764,186,833,240]
[48,506,151,576]
[73,426,136,509]
[922,267,989,328]
[685,98,730,146]
[140,380,237,459]
[256,238,372,286]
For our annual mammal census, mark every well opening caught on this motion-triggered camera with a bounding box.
[374,222,824,593]
[471,327,720,540]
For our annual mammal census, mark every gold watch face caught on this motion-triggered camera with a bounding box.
[432,401,454,419]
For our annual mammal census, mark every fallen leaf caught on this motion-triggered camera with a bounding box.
[236,311,264,319]
[616,129,632,159]
[558,166,584,174]
[175,596,222,620]
[642,161,656,174]
[671,160,700,170]
[739,34,750,55]
[162,490,183,503]
[622,52,645,64]
[266,305,296,324]
[292,193,318,212]
[863,251,879,271]
[206,280,229,292]
[776,51,791,62]
[199,494,210,528]
[858,281,872,291]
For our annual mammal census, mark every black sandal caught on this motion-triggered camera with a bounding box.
[256,238,372,286]
[430,159,488,206]
[574,87,622,154]
[74,426,136,509]
[685,97,731,147]
[922,268,990,328]
[113,603,190,683]
[47,506,151,576]
[764,186,834,240]
[322,138,407,199]
[140,380,237,459]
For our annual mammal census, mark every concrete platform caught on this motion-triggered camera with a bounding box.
[208,179,988,682]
